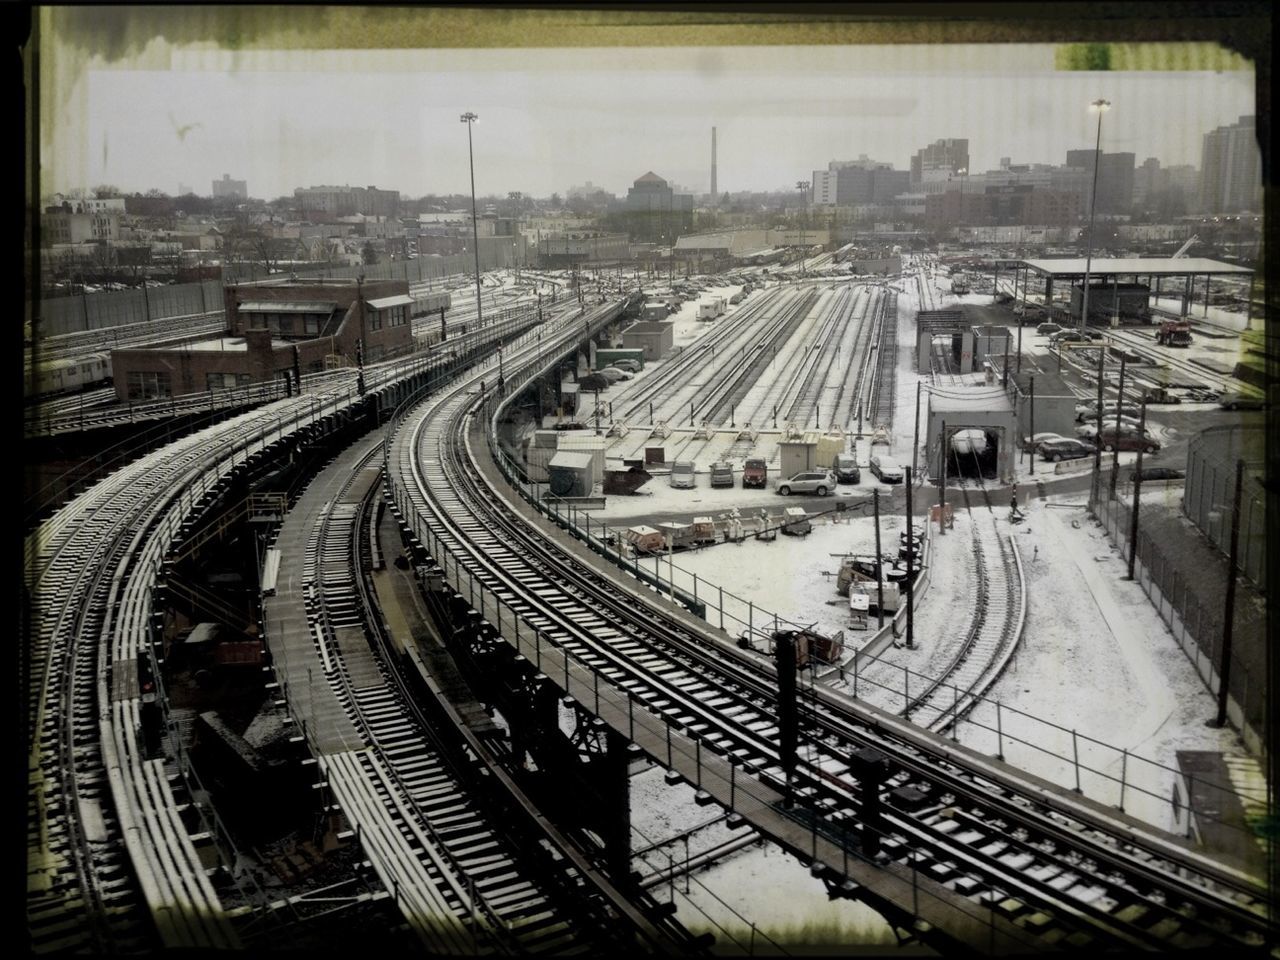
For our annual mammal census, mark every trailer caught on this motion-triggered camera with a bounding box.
[1155,319,1192,347]
[692,516,717,544]
[697,296,727,321]
[781,506,811,536]
[655,521,696,551]
[624,525,664,554]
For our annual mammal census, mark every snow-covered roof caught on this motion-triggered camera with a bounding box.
[238,300,336,314]
[1022,257,1251,277]
[929,386,1013,413]
[366,294,415,310]
[547,451,595,469]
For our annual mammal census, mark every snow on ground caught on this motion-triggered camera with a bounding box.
[632,512,891,639]
[611,480,1242,834]
[629,764,901,951]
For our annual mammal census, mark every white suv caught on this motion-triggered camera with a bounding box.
[775,471,835,497]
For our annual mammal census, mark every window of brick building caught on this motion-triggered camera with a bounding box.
[127,370,171,400]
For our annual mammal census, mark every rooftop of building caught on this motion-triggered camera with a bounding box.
[1022,257,1252,277]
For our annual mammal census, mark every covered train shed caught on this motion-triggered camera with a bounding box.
[1008,257,1252,325]
[925,386,1017,484]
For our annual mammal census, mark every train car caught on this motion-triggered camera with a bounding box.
[25,351,113,399]
[950,428,988,458]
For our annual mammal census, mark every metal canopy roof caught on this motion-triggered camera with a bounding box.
[367,294,415,310]
[1021,257,1251,278]
[237,300,337,313]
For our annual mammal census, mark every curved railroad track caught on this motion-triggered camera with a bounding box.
[381,303,1274,953]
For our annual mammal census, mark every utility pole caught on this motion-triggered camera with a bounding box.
[460,111,484,329]
[1125,398,1147,579]
[873,490,884,628]
[904,466,914,650]
[1213,459,1245,728]
[1080,98,1112,332]
[1108,357,1127,500]
[1089,346,1106,511]
[938,420,947,535]
[912,381,922,480]
[1028,376,1036,477]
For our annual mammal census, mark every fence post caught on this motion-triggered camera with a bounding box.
[1072,729,1082,793]
[1117,748,1127,812]
[995,701,1004,760]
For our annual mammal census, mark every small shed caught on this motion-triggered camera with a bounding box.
[556,433,607,476]
[621,320,675,360]
[547,451,597,498]
[778,435,819,479]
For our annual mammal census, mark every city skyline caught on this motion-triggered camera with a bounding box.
[43,16,1257,201]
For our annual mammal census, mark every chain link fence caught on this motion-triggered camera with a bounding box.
[1092,477,1265,754]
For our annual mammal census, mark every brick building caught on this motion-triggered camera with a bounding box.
[110,279,415,401]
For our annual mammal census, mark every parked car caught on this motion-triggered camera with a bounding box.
[1095,429,1160,454]
[1051,330,1090,345]
[1027,432,1067,450]
[742,458,768,488]
[598,366,632,381]
[1036,321,1062,335]
[833,453,860,484]
[1132,466,1185,482]
[613,359,641,373]
[1076,418,1146,439]
[869,456,905,484]
[1077,402,1141,422]
[669,461,696,489]
[1040,438,1096,462]
[775,470,835,497]
[1218,391,1267,411]
[709,461,734,488]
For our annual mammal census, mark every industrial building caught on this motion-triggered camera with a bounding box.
[110,279,416,401]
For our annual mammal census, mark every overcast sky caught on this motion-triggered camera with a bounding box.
[45,32,1256,200]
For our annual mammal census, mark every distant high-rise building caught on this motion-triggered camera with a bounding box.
[1065,149,1134,215]
[810,170,838,205]
[1199,115,1260,213]
[178,183,193,196]
[809,156,907,207]
[212,173,248,199]
[910,139,969,186]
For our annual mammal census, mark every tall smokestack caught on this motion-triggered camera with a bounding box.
[711,126,718,203]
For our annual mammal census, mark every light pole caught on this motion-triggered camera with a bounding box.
[460,111,484,328]
[1079,98,1110,332]
[796,180,809,277]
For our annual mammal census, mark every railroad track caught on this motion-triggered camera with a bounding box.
[903,453,1026,733]
[27,400,306,951]
[295,445,634,954]
[383,316,1274,953]
[25,310,572,953]
[863,289,898,430]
